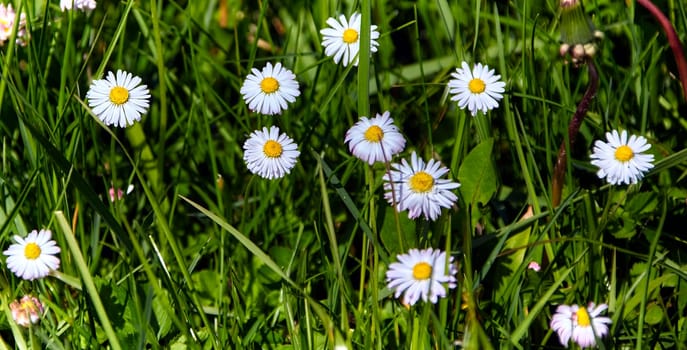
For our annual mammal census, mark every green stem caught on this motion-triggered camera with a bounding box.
[358,0,371,118]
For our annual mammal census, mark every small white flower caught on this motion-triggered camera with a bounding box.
[590,130,654,185]
[527,261,541,272]
[448,61,506,116]
[86,70,151,128]
[383,152,460,221]
[60,0,97,11]
[0,4,28,46]
[9,295,44,327]
[320,12,380,67]
[386,248,457,306]
[3,229,61,281]
[551,303,612,348]
[240,62,300,115]
[243,126,300,179]
[344,111,406,165]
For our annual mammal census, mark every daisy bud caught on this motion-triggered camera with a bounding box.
[583,43,597,57]
[10,295,44,327]
[572,44,586,60]
[559,0,603,65]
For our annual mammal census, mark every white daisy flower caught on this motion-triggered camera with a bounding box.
[60,0,97,11]
[240,62,300,115]
[551,303,612,348]
[86,70,151,128]
[0,4,28,46]
[344,111,406,165]
[386,248,457,306]
[590,130,654,185]
[9,295,44,328]
[448,61,506,116]
[243,126,300,179]
[383,151,460,221]
[3,229,61,281]
[320,12,380,67]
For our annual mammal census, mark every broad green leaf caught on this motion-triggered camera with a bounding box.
[625,192,659,216]
[645,304,663,325]
[458,138,498,206]
[379,205,417,255]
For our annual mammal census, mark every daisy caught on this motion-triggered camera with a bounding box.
[386,248,457,306]
[0,4,28,46]
[551,303,612,348]
[86,70,151,128]
[240,62,300,115]
[344,111,406,165]
[590,130,654,185]
[320,12,380,67]
[383,151,460,221]
[60,0,97,11]
[243,126,300,179]
[448,61,506,116]
[3,229,61,281]
[9,295,44,327]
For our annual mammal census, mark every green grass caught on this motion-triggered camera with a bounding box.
[2,0,687,348]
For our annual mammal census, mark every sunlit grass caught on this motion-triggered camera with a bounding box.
[1,0,687,348]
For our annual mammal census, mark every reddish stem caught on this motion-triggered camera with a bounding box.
[637,0,687,100]
[552,61,599,207]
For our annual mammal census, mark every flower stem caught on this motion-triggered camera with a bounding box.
[636,0,687,100]
[552,61,599,207]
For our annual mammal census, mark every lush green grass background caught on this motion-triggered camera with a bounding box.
[1,0,687,348]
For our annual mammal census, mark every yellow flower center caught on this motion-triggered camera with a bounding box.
[409,171,434,193]
[412,262,432,280]
[468,78,486,94]
[21,299,39,313]
[263,140,283,158]
[260,77,280,94]
[614,145,634,162]
[343,28,359,44]
[109,86,130,105]
[24,243,41,260]
[364,125,384,142]
[577,306,591,327]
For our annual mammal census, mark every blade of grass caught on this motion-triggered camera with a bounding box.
[510,265,574,344]
[317,159,350,336]
[55,211,122,350]
[636,195,668,349]
[180,194,341,344]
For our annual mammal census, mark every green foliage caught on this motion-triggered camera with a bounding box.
[459,137,498,208]
[1,0,687,349]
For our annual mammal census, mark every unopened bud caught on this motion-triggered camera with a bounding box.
[572,44,585,59]
[594,30,605,40]
[583,43,597,57]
